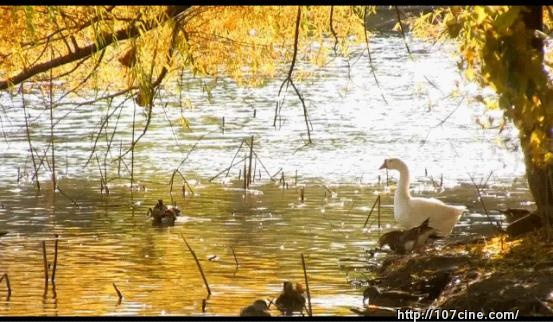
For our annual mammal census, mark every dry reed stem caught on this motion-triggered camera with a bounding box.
[181,235,211,297]
[113,282,123,304]
[301,253,312,317]
[52,234,59,282]
[363,195,381,228]
[0,273,11,299]
[247,136,254,188]
[230,246,239,268]
[42,241,48,297]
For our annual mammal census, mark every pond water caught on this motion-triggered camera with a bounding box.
[0,34,532,316]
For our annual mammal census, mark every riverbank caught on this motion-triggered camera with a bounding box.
[354,229,553,316]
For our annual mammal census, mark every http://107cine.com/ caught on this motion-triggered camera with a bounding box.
[397,308,520,321]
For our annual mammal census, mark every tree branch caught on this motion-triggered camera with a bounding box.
[329,6,338,55]
[0,6,191,91]
[363,7,388,105]
[274,6,312,144]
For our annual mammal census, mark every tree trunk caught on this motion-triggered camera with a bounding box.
[521,139,553,233]
[517,6,553,235]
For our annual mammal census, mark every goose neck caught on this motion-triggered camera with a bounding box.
[396,164,411,198]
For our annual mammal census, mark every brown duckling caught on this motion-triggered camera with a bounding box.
[148,200,176,225]
[275,281,306,316]
[379,218,437,254]
[240,299,271,317]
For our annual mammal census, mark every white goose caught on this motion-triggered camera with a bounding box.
[379,158,465,237]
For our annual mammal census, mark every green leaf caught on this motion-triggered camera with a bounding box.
[493,7,521,31]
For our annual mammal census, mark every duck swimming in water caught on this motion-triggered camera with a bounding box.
[147,199,180,225]
[275,281,306,316]
[240,299,271,317]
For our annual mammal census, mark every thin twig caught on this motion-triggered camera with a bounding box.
[274,6,312,144]
[377,194,381,229]
[243,141,277,182]
[56,185,78,206]
[181,235,211,297]
[52,234,59,282]
[247,136,254,189]
[116,22,182,161]
[113,282,123,304]
[49,48,56,192]
[84,96,128,169]
[225,139,245,178]
[394,6,411,56]
[329,6,338,55]
[209,156,248,182]
[467,173,504,233]
[21,85,40,191]
[169,131,214,184]
[363,195,381,228]
[420,95,465,147]
[202,298,207,312]
[0,273,11,300]
[42,241,49,298]
[301,254,312,317]
[230,246,239,268]
[363,7,388,105]
[130,102,136,199]
[169,169,195,204]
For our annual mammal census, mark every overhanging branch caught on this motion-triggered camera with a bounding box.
[0,6,191,91]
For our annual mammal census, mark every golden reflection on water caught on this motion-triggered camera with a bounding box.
[0,175,533,316]
[0,179,390,316]
[0,171,528,316]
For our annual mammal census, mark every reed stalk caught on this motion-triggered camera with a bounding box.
[181,235,211,296]
[52,234,59,282]
[243,156,247,190]
[247,136,254,188]
[363,195,381,228]
[49,51,56,192]
[230,246,239,268]
[301,254,312,317]
[22,85,40,191]
[130,103,136,200]
[113,282,123,304]
[42,241,49,297]
[225,139,245,178]
[0,273,11,300]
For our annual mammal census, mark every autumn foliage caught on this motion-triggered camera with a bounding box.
[0,6,367,97]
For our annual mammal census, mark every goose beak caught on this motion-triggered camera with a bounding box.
[379,161,387,170]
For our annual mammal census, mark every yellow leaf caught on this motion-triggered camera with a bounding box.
[530,129,545,147]
[545,152,553,164]
[464,67,475,81]
[474,6,487,25]
[178,116,191,129]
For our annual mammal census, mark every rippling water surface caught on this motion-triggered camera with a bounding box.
[0,34,530,316]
